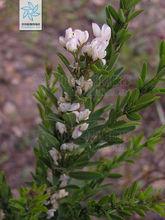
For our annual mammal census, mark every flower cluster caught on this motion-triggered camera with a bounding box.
[46,22,110,220]
[47,188,68,219]
[57,98,91,141]
[47,169,69,219]
[59,28,89,52]
[70,76,93,95]
[59,23,111,64]
[47,84,92,218]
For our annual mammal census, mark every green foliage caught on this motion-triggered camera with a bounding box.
[10,184,48,220]
[88,183,165,219]
[0,0,165,220]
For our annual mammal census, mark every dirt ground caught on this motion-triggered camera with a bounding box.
[0,0,165,219]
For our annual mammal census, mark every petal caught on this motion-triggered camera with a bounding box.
[66,38,78,52]
[92,23,101,37]
[59,36,66,47]
[72,127,82,139]
[101,59,106,65]
[101,24,111,41]
[70,103,80,111]
[84,30,89,42]
[80,123,89,131]
[65,27,73,39]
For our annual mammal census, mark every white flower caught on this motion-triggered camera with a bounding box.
[76,86,83,95]
[83,38,107,61]
[47,209,56,219]
[58,102,71,112]
[58,102,80,112]
[70,103,80,111]
[59,28,89,52]
[59,27,74,47]
[82,42,93,57]
[75,76,93,93]
[61,142,79,151]
[49,148,59,165]
[84,79,93,92]
[59,96,66,103]
[50,194,59,210]
[58,189,69,198]
[80,123,89,131]
[82,23,111,62]
[91,39,108,61]
[56,122,67,135]
[73,109,91,123]
[60,174,69,187]
[72,123,89,139]
[74,29,89,46]
[92,23,111,42]
[69,77,76,87]
[66,37,78,52]
[59,27,78,52]
[47,169,53,183]
[52,189,68,200]
[76,76,85,87]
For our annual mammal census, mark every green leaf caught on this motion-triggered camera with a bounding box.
[91,64,115,76]
[69,171,103,180]
[127,112,141,121]
[140,63,148,82]
[128,0,141,8]
[127,10,143,21]
[129,96,159,112]
[108,173,122,178]
[106,5,119,21]
[89,105,112,123]
[40,85,58,106]
[110,122,138,135]
[40,125,60,148]
[118,9,126,23]
[58,53,70,67]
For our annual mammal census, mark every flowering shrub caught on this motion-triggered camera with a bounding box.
[0,0,165,219]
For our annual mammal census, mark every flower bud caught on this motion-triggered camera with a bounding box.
[56,122,67,135]
[72,123,89,139]
[76,86,83,95]
[49,148,59,165]
[73,109,91,123]
[61,143,79,151]
[84,79,93,92]
[60,174,69,187]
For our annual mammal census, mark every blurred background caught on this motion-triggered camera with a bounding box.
[0,0,165,219]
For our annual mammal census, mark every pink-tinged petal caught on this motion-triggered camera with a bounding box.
[70,103,80,111]
[92,23,101,37]
[72,127,82,139]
